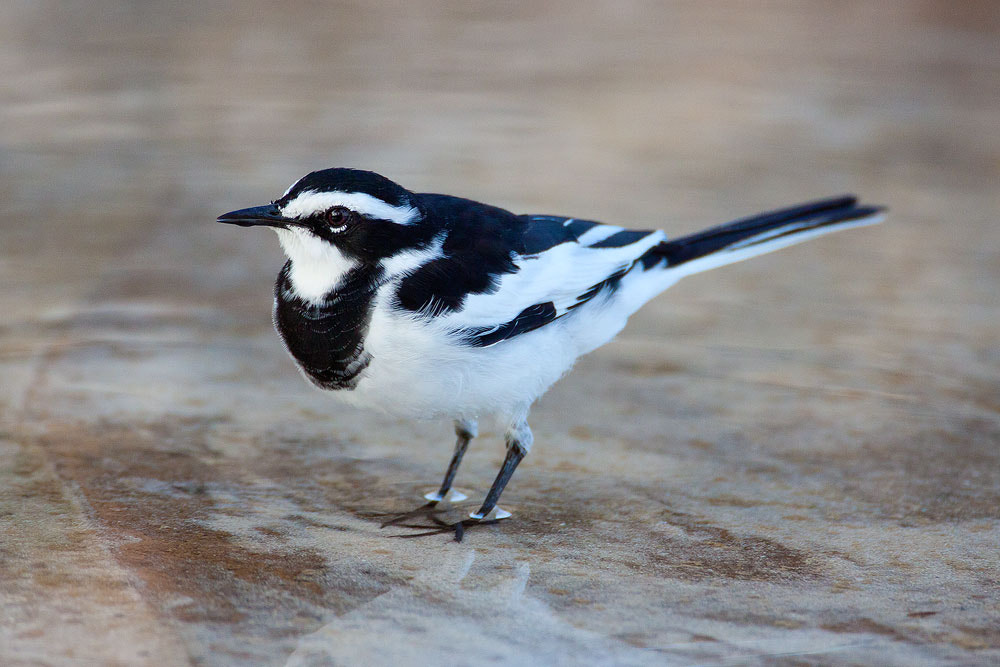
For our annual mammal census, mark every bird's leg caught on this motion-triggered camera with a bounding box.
[385,419,527,540]
[424,419,477,503]
[470,419,532,521]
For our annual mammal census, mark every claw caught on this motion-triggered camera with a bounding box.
[379,501,440,528]
[380,502,509,542]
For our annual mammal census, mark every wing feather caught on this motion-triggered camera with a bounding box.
[438,215,665,344]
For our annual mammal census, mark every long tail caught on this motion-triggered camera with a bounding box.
[646,195,884,278]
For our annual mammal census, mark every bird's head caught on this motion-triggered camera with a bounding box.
[218,168,429,267]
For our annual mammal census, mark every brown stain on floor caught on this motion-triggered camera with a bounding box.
[642,510,815,582]
[36,419,403,645]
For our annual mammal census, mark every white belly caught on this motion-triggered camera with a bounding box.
[334,308,576,421]
[327,266,679,421]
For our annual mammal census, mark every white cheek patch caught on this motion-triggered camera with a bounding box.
[280,190,420,225]
[274,228,358,303]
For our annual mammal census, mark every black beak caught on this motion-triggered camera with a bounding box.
[217,204,293,228]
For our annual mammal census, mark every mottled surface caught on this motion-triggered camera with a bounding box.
[2,1,998,665]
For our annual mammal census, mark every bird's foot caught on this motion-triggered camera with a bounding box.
[423,487,468,503]
[469,506,512,521]
[379,501,509,542]
[378,501,447,529]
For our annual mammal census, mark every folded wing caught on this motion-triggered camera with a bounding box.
[437,215,665,347]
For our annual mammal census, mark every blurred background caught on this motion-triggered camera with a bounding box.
[2,1,998,664]
[2,2,996,363]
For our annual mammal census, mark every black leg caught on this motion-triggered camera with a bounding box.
[425,419,476,503]
[470,420,531,520]
[384,419,528,539]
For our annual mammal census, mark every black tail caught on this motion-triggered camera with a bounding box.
[648,195,884,274]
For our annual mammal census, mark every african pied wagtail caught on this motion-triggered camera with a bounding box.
[218,168,883,523]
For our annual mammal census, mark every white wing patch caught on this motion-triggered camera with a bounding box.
[575,224,625,246]
[436,224,666,330]
[381,233,445,278]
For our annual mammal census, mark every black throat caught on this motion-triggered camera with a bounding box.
[273,261,383,390]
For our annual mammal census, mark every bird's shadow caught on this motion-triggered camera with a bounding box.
[375,502,502,543]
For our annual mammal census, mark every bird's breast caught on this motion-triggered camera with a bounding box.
[272,262,379,391]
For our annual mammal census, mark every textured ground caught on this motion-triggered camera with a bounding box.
[2,1,998,665]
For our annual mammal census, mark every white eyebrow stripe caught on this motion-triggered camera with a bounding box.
[279,190,420,225]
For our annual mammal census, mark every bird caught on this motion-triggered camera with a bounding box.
[218,168,883,525]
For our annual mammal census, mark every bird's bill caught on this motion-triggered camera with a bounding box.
[217,204,295,228]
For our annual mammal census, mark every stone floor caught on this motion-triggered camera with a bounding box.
[2,1,998,664]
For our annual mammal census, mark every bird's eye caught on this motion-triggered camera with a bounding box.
[325,207,352,229]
